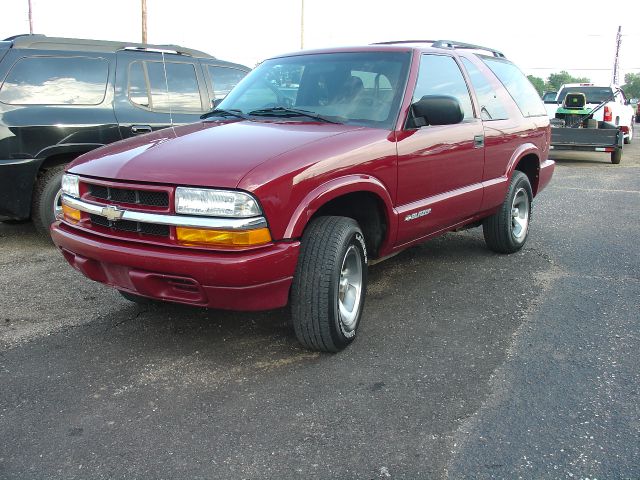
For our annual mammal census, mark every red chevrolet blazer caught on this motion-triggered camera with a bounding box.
[52,40,554,352]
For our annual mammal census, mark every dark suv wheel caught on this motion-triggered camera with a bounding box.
[31,164,66,239]
[291,216,368,352]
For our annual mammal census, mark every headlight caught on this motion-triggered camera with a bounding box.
[175,187,261,217]
[61,174,80,198]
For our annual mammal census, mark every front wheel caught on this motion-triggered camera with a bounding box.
[291,216,368,352]
[483,171,533,254]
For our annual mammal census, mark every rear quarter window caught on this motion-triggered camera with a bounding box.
[461,58,509,121]
[0,56,109,105]
[480,57,546,117]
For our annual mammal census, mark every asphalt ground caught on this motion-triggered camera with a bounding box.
[1,132,638,479]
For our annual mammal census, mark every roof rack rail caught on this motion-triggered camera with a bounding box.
[431,40,505,58]
[372,39,505,58]
[373,40,437,45]
[122,46,190,56]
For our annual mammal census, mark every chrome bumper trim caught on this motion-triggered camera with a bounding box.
[62,194,268,230]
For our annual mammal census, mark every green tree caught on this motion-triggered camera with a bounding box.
[527,75,545,96]
[622,72,640,99]
[545,71,591,92]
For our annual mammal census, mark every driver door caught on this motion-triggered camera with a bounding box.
[395,54,485,246]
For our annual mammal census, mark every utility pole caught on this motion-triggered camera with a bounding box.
[141,0,148,44]
[300,0,304,49]
[612,26,622,85]
[28,0,33,34]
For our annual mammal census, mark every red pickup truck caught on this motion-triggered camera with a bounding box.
[52,40,554,352]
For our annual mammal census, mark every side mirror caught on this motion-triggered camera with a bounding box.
[411,95,463,127]
[212,98,224,108]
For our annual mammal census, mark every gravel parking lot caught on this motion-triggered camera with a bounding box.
[1,133,639,479]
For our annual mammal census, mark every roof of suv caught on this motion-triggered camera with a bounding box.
[4,34,214,59]
[272,39,507,60]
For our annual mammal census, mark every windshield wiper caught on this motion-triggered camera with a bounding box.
[200,109,248,120]
[248,107,340,124]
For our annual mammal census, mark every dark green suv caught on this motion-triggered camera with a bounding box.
[0,34,249,236]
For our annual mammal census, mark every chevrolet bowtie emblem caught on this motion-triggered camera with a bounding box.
[101,205,124,221]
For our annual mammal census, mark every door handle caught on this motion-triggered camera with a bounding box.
[474,134,484,148]
[131,125,152,134]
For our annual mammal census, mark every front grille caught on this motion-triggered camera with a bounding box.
[89,214,170,237]
[88,184,169,207]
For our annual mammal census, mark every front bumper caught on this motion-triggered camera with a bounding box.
[51,221,300,311]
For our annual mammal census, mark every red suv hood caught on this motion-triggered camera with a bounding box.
[69,120,363,188]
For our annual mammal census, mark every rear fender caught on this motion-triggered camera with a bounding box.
[506,143,540,178]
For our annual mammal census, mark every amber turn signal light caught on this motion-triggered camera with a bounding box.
[176,227,272,248]
[62,204,81,223]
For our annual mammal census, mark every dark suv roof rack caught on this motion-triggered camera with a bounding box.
[3,34,214,59]
[373,39,505,58]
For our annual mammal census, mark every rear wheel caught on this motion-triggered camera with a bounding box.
[291,216,368,352]
[611,148,622,164]
[32,164,66,239]
[483,171,532,254]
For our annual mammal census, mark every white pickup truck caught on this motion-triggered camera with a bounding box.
[546,83,635,144]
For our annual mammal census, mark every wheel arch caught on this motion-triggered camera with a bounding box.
[37,143,104,171]
[284,175,396,259]
[507,144,542,196]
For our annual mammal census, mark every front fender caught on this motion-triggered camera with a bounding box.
[284,174,398,252]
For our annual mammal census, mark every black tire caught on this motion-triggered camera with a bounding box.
[624,122,633,145]
[118,290,156,305]
[483,171,533,254]
[291,216,368,352]
[31,164,66,239]
[611,148,622,164]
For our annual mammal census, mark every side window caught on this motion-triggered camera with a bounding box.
[461,58,509,121]
[128,61,202,112]
[0,56,109,105]
[207,66,247,100]
[128,61,149,107]
[412,55,474,121]
[481,57,546,117]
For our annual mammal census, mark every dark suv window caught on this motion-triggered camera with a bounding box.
[207,66,247,100]
[481,56,546,117]
[128,61,202,112]
[412,55,474,120]
[461,58,509,121]
[0,56,109,105]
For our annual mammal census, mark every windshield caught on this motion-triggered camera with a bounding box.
[217,51,411,129]
[557,86,614,104]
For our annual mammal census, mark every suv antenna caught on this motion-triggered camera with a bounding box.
[161,51,175,132]
[612,26,622,85]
